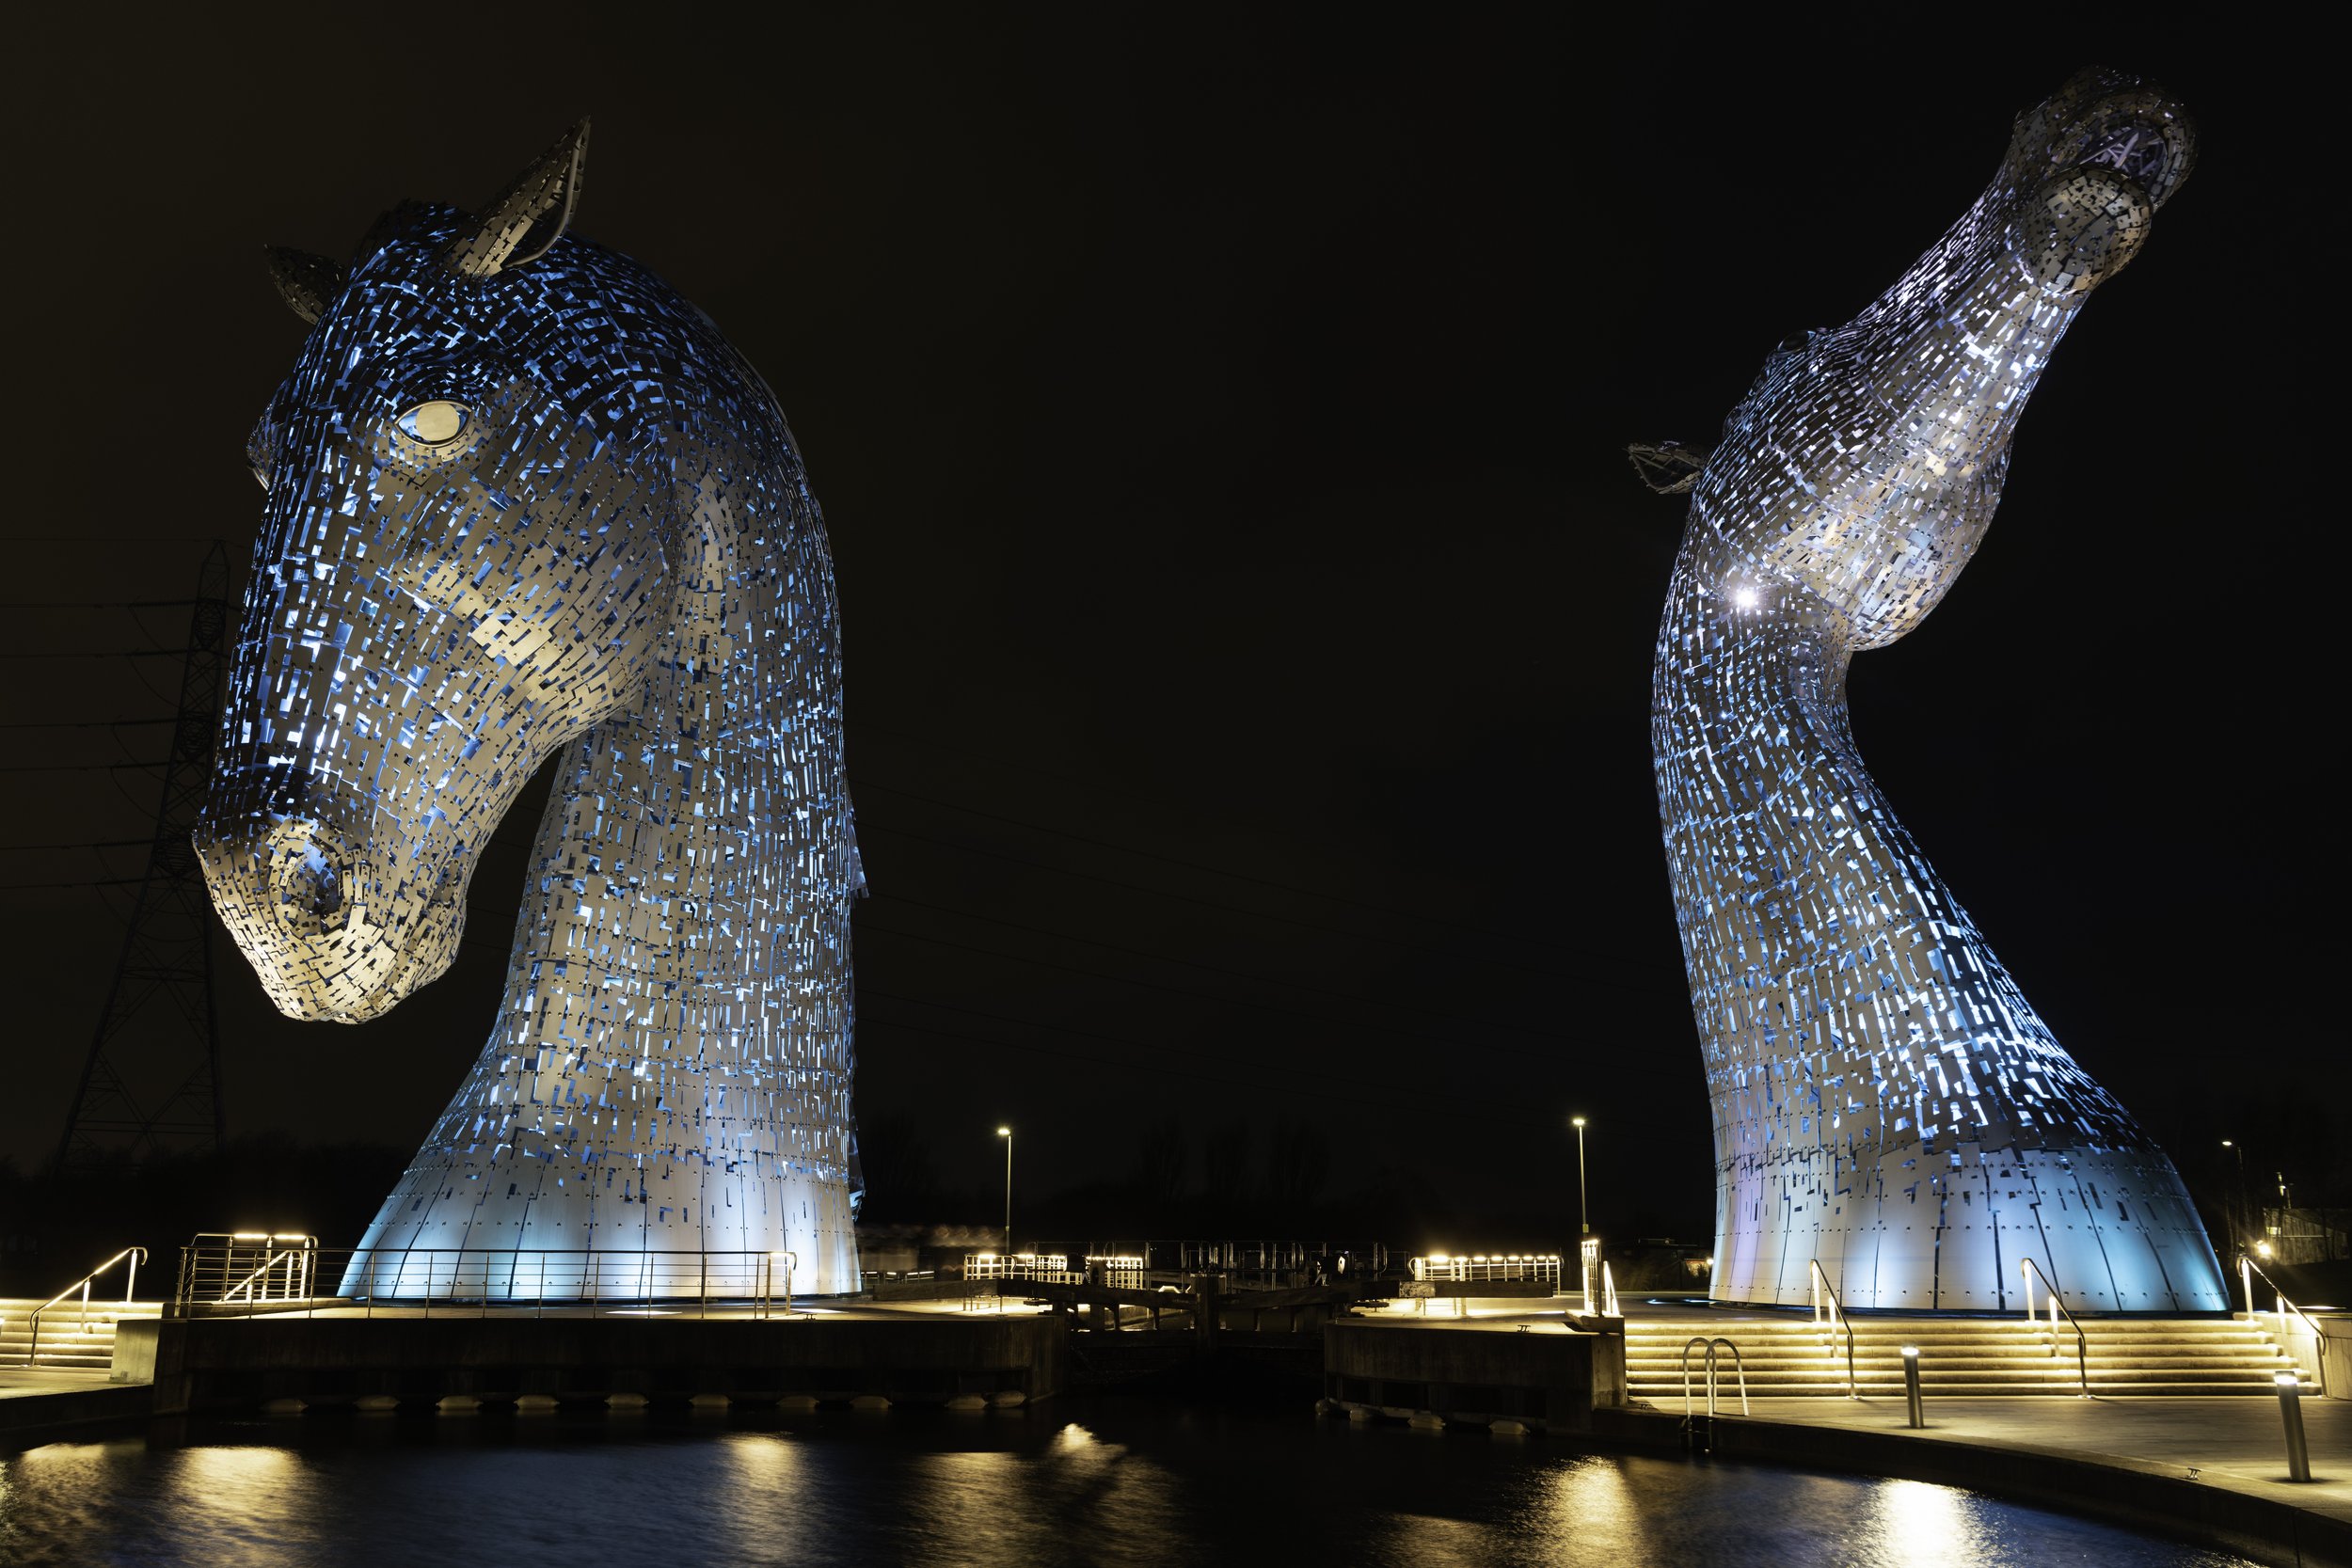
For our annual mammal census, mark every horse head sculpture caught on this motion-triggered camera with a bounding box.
[1651,70,2223,1310]
[197,124,866,1294]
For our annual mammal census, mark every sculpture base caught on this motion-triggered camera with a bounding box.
[341,1171,862,1301]
[1711,1141,2227,1311]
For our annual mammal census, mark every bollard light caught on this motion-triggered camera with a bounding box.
[2276,1370,2312,1482]
[1901,1345,1925,1430]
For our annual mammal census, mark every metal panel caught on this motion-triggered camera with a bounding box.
[195,123,864,1297]
[1648,71,2223,1310]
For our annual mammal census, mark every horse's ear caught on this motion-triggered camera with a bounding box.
[446,119,591,279]
[264,245,345,325]
[1627,440,1710,496]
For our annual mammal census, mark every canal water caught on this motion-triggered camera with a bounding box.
[0,1402,2259,1567]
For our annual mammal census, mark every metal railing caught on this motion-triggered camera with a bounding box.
[1598,1260,1621,1319]
[2018,1258,2090,1398]
[1409,1253,1563,1286]
[174,1243,808,1319]
[1807,1259,1857,1399]
[965,1253,1080,1285]
[1681,1335,1750,1417]
[2240,1254,2329,1397]
[1146,1240,1388,1284]
[23,1247,148,1366]
[962,1253,1148,1290]
[199,1233,319,1305]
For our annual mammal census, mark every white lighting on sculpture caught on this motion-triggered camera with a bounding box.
[197,122,866,1299]
[1645,70,2223,1311]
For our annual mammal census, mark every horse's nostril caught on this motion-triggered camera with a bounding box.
[309,863,343,917]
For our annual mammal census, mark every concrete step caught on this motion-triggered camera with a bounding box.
[1637,1391,2296,1401]
[1622,1312,2313,1397]
[0,1299,163,1369]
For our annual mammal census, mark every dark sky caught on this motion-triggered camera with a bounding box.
[0,11,2330,1243]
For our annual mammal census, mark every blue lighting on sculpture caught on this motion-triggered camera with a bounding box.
[1645,71,2226,1310]
[194,123,866,1296]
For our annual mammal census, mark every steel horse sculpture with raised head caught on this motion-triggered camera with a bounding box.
[196,124,866,1297]
[1650,71,2225,1310]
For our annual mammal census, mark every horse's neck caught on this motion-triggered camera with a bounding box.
[501,436,823,1021]
[1650,552,2133,1144]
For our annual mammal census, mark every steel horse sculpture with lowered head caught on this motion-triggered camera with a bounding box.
[196,123,866,1297]
[1649,70,2226,1310]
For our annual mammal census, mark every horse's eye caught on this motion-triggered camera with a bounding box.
[398,401,470,444]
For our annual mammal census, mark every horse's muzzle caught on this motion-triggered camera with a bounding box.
[193,808,460,1022]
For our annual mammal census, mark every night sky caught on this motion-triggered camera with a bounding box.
[0,12,2330,1246]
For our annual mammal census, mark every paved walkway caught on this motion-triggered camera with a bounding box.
[0,1368,121,1401]
[1744,1394,2349,1534]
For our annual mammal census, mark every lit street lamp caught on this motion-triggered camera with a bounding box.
[997,1126,1013,1254]
[1571,1117,1589,1237]
[2222,1139,2247,1254]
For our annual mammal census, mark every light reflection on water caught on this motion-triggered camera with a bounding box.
[0,1406,2259,1568]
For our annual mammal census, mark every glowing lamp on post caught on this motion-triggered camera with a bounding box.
[1570,1117,1589,1237]
[996,1126,1013,1255]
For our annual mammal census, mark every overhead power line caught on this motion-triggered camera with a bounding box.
[857,1009,1558,1133]
[849,775,1618,968]
[864,887,1577,1040]
[0,762,165,773]
[860,818,1675,995]
[0,599,200,610]
[854,916,1595,1070]
[854,986,1567,1132]
[853,723,1680,978]
[0,719,177,730]
[0,648,199,659]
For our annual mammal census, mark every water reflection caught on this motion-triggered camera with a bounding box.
[0,1408,2262,1568]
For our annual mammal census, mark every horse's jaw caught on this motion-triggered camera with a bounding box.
[193,807,472,1024]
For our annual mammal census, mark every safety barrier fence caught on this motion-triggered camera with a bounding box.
[1407,1253,1563,1285]
[174,1241,802,1319]
[962,1254,1147,1289]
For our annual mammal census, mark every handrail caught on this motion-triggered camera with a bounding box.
[1807,1259,1857,1399]
[1680,1335,1751,1418]
[2018,1258,2090,1398]
[221,1246,311,1304]
[2240,1254,2328,1397]
[1598,1260,1621,1319]
[24,1247,147,1367]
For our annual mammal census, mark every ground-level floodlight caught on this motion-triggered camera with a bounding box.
[2276,1371,2312,1482]
[1901,1345,1925,1429]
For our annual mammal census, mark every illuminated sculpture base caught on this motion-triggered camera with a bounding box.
[340,1174,858,1302]
[1715,1143,2218,1310]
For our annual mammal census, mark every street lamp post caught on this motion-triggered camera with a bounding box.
[2222,1139,2247,1255]
[997,1126,1013,1254]
[1571,1117,1589,1237]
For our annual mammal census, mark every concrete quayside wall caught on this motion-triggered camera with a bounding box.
[1322,1319,1626,1434]
[133,1313,1064,1415]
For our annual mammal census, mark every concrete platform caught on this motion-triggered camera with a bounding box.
[1600,1397,2350,1568]
[0,1367,152,1442]
[140,1300,1068,1414]
[1327,1302,2349,1565]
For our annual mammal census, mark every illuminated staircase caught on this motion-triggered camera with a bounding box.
[1623,1316,2317,1401]
[0,1298,165,1371]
